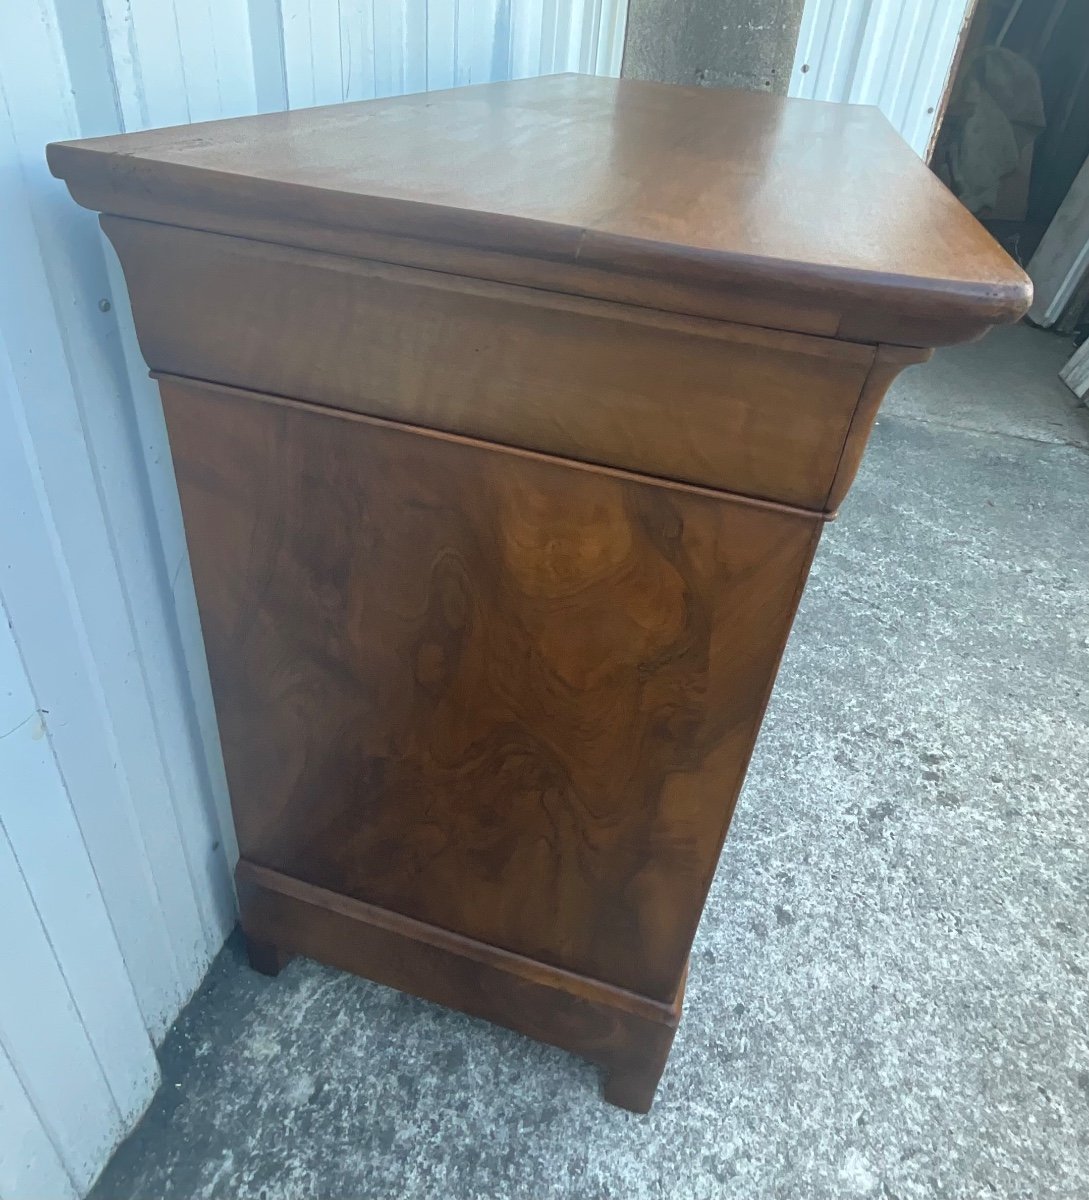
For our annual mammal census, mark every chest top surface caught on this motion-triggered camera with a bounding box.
[48,73,1030,346]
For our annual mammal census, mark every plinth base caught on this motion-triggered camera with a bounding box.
[236,860,682,1113]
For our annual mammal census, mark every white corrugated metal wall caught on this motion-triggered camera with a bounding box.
[0,4,625,1198]
[789,0,975,157]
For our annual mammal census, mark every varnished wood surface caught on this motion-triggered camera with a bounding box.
[105,216,914,511]
[243,935,292,978]
[825,344,933,513]
[47,72,1034,1109]
[237,862,681,1025]
[49,74,1031,346]
[161,375,821,1001]
[236,862,681,1113]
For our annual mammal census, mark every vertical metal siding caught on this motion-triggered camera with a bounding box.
[790,0,975,157]
[277,0,626,108]
[0,3,626,1197]
[0,591,155,1196]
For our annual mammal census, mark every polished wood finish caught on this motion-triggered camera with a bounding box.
[49,74,1031,1111]
[244,935,293,979]
[105,216,902,511]
[236,862,682,1114]
[49,74,1030,347]
[162,376,821,1001]
[825,344,934,513]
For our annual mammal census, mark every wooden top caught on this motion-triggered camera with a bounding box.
[48,73,1031,347]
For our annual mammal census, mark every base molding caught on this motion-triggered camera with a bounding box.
[236,860,682,1112]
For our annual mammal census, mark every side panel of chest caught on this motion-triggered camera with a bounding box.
[161,376,820,1001]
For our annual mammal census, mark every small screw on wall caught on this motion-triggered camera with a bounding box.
[98,298,111,312]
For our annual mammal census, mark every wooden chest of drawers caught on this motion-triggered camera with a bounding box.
[49,74,1029,1112]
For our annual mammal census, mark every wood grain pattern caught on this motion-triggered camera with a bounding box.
[48,74,1032,347]
[47,74,1033,1111]
[236,862,681,1113]
[105,216,894,511]
[824,344,933,514]
[160,375,821,1002]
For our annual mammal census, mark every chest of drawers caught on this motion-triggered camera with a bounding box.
[50,74,1029,1111]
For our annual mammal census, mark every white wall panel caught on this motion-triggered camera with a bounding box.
[791,0,974,157]
[0,596,157,1198]
[0,1042,78,1200]
[1,12,220,1033]
[278,0,626,105]
[0,3,626,1197]
[0,515,157,1123]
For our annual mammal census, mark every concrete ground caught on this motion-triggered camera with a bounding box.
[90,323,1089,1200]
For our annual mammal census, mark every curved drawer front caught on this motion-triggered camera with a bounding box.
[105,216,882,511]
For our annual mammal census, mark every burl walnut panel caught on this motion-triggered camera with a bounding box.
[161,376,821,1002]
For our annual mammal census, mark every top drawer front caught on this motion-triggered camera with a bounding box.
[104,216,877,510]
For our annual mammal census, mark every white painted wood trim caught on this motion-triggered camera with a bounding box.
[0,595,160,1196]
[1028,157,1089,328]
[0,1043,79,1200]
[1060,338,1089,400]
